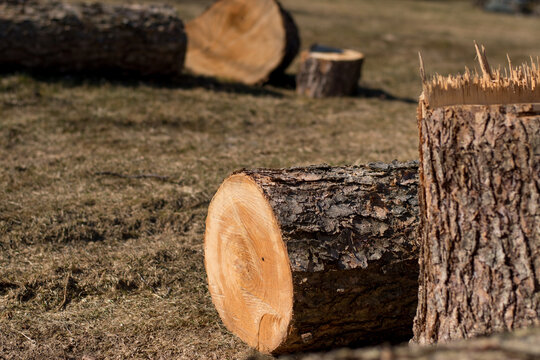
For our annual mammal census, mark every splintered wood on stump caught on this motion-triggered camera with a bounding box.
[413,49,540,345]
[204,162,420,354]
[185,0,299,85]
[296,45,364,98]
[0,0,187,76]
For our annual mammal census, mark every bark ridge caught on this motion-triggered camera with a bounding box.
[413,103,540,344]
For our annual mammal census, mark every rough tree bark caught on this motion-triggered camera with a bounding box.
[280,327,540,360]
[0,0,187,76]
[185,0,299,85]
[205,161,419,354]
[413,102,540,344]
[296,45,364,98]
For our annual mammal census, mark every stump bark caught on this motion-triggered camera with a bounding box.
[282,327,540,360]
[185,0,300,85]
[205,161,420,354]
[413,53,540,344]
[0,0,187,76]
[296,45,364,98]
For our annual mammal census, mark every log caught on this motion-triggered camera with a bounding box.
[413,48,540,344]
[296,45,364,98]
[185,0,300,85]
[0,0,187,76]
[480,0,539,15]
[280,327,540,360]
[204,161,420,354]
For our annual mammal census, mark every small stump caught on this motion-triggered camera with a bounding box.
[296,45,364,98]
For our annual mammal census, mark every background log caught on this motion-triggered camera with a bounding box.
[205,161,419,354]
[0,0,187,76]
[476,0,540,15]
[413,55,540,344]
[278,327,540,360]
[296,45,364,98]
[185,0,299,85]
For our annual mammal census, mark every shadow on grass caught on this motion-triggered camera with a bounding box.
[266,73,417,104]
[0,67,286,98]
[266,72,297,90]
[356,86,417,104]
[0,67,416,103]
[176,73,286,97]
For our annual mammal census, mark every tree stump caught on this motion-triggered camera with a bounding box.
[296,45,364,98]
[205,162,419,354]
[185,0,300,85]
[0,0,187,76]
[413,49,540,344]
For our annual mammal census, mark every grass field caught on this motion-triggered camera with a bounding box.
[1,0,539,358]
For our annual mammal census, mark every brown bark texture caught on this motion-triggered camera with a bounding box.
[0,0,187,76]
[280,327,540,360]
[240,161,420,353]
[413,103,540,344]
[296,47,363,98]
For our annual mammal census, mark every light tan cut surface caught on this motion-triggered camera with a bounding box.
[204,174,293,353]
[185,0,287,85]
[422,54,540,108]
[309,48,364,62]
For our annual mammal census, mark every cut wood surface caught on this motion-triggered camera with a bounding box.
[0,0,187,76]
[185,0,299,85]
[280,327,540,360]
[205,161,419,354]
[296,45,364,98]
[413,50,540,345]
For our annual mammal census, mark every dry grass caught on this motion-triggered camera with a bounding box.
[1,0,539,359]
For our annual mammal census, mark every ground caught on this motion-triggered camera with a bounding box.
[0,0,539,359]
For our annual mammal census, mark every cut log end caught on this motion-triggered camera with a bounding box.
[185,0,299,85]
[204,174,293,353]
[307,45,364,62]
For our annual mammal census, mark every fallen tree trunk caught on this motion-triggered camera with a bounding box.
[478,0,540,15]
[0,0,187,76]
[296,45,364,98]
[205,161,419,354]
[281,327,540,360]
[413,48,540,344]
[185,0,300,85]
